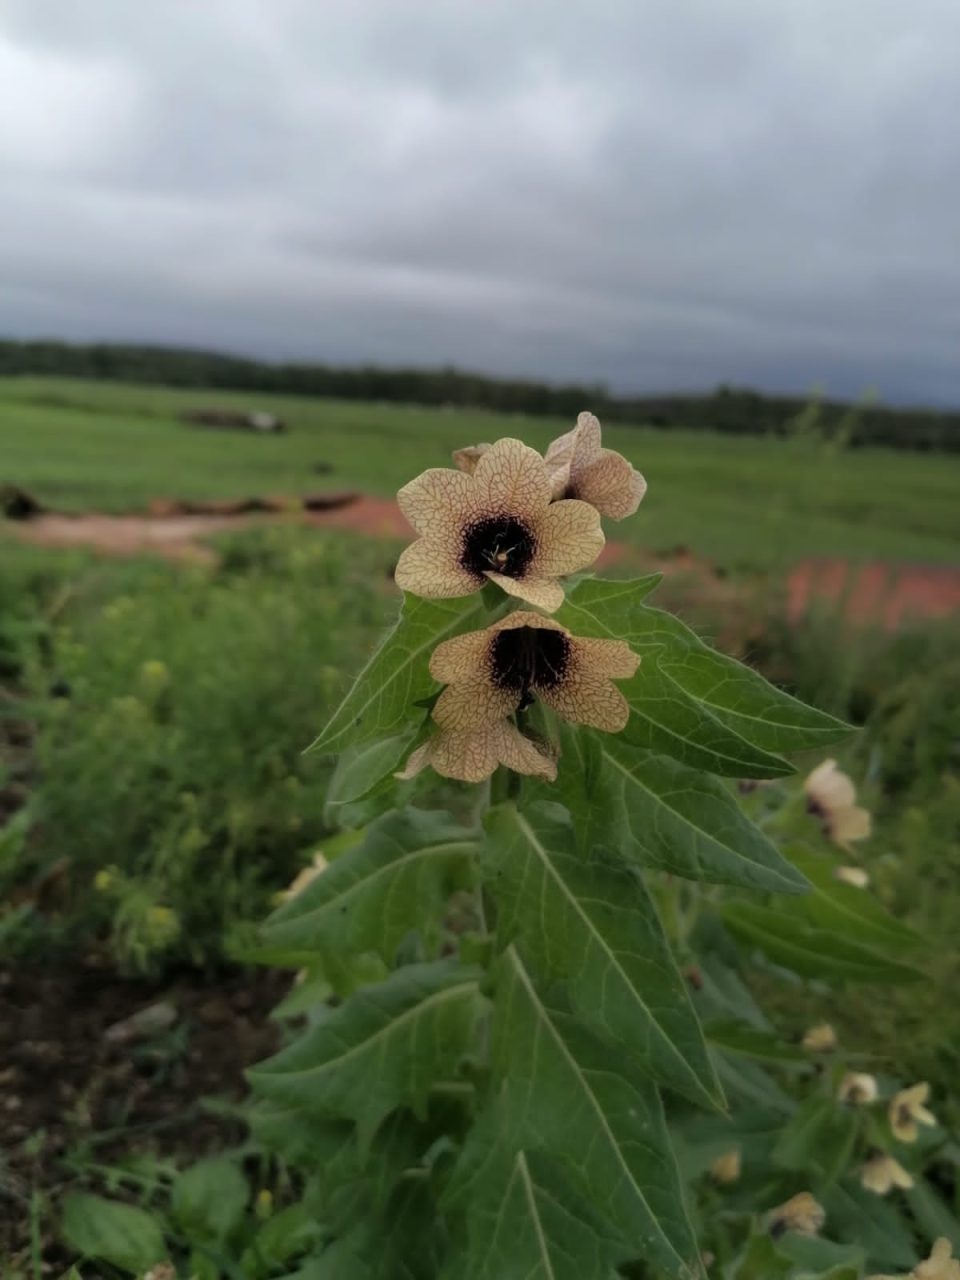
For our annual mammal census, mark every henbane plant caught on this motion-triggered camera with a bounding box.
[248,413,851,1278]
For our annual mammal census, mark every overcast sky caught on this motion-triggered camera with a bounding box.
[1,1,958,404]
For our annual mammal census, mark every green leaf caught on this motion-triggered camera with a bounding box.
[492,946,701,1277]
[325,733,416,807]
[784,846,926,953]
[248,1202,324,1267]
[448,1135,629,1280]
[310,593,485,754]
[722,902,924,984]
[777,1233,866,1273]
[261,808,477,960]
[730,1234,793,1280]
[60,1193,167,1273]
[557,579,849,755]
[905,1177,960,1253]
[619,657,794,778]
[552,730,808,894]
[772,1095,859,1184]
[171,1157,248,1242]
[484,801,722,1109]
[705,1020,809,1064]
[822,1182,917,1270]
[248,959,486,1144]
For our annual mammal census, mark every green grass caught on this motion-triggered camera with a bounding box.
[3,376,959,570]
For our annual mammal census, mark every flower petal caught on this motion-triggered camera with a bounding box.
[472,437,551,517]
[571,636,640,679]
[569,411,603,468]
[395,538,480,598]
[544,423,580,473]
[537,667,631,732]
[484,570,565,613]
[490,720,557,780]
[451,443,491,474]
[489,610,566,635]
[429,630,492,683]
[396,741,431,780]
[530,498,605,577]
[574,451,648,520]
[805,759,857,810]
[833,805,872,846]
[427,727,502,782]
[433,678,518,731]
[397,467,476,538]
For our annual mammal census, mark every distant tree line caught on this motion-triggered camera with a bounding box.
[2,338,958,452]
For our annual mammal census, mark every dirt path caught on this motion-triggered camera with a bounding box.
[6,495,959,627]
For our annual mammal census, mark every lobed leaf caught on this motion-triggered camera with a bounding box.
[618,657,794,779]
[310,593,486,754]
[248,959,487,1145]
[542,728,808,895]
[484,801,722,1109]
[447,1130,629,1280]
[492,945,702,1278]
[261,808,478,960]
[557,578,850,756]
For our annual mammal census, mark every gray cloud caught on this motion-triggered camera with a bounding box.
[1,0,958,403]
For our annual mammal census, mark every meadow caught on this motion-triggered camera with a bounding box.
[3,375,959,569]
[1,378,959,1275]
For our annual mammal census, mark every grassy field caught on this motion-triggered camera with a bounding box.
[3,376,959,570]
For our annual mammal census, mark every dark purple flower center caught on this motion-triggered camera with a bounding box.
[490,626,570,709]
[460,515,536,580]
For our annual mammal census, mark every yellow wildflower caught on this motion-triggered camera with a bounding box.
[544,411,647,520]
[710,1149,741,1184]
[801,1022,837,1053]
[861,1152,914,1195]
[838,1071,879,1105]
[767,1191,825,1238]
[835,865,870,888]
[804,758,871,848]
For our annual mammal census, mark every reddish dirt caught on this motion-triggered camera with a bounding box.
[6,494,959,628]
[0,963,289,1264]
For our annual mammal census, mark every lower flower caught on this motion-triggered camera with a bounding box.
[861,1152,914,1195]
[766,1191,825,1237]
[398,720,557,784]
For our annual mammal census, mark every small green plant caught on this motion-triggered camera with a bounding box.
[238,419,876,1278]
[2,528,392,970]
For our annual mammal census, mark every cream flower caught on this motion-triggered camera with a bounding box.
[802,1022,837,1053]
[710,1149,741,1184]
[861,1152,914,1195]
[804,758,872,848]
[838,1071,879,1105]
[835,865,870,888]
[429,610,640,735]
[869,1240,960,1280]
[451,443,491,474]
[397,720,556,784]
[395,437,604,613]
[889,1082,936,1143]
[544,411,647,520]
[767,1191,826,1238]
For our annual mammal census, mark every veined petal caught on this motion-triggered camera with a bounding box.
[537,667,631,732]
[489,720,557,780]
[531,498,605,576]
[571,635,640,679]
[569,410,603,469]
[472,437,551,517]
[429,629,492,683]
[397,468,477,538]
[544,423,579,473]
[451,443,491,474]
[395,741,431,780]
[489,610,566,635]
[433,677,518,731]
[575,451,648,520]
[395,538,480,598]
[484,570,565,613]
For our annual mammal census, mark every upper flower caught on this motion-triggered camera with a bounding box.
[543,411,647,520]
[804,758,872,848]
[396,437,604,613]
[710,1149,741,1184]
[889,1082,936,1143]
[429,610,640,735]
